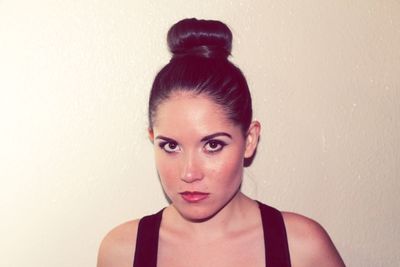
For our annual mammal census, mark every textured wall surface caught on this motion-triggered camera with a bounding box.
[0,1,399,266]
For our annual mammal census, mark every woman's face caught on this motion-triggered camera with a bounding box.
[149,92,259,221]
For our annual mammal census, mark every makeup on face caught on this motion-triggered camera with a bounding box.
[179,191,210,203]
[151,93,248,221]
[155,132,233,154]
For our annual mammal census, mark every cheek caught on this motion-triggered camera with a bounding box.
[154,154,187,197]
[155,155,176,181]
[209,152,244,184]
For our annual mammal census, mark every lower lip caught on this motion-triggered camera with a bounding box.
[180,192,209,203]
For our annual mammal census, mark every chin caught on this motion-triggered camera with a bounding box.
[179,210,217,223]
[172,201,225,223]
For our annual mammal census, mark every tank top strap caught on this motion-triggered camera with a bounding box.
[257,201,292,267]
[133,209,163,267]
[133,203,291,267]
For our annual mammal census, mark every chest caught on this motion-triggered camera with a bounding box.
[157,228,266,267]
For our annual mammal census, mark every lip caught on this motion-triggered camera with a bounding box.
[179,191,210,203]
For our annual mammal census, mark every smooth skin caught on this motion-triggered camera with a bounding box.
[97,92,345,267]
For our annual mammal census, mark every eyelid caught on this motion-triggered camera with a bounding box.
[203,139,227,153]
[158,140,180,153]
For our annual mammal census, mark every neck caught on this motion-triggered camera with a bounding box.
[163,193,258,240]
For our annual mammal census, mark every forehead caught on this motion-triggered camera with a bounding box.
[153,92,235,132]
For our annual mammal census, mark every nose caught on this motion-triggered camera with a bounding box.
[180,152,204,183]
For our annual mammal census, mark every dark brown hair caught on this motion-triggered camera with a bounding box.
[148,18,252,135]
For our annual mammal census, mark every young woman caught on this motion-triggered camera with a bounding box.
[97,18,345,267]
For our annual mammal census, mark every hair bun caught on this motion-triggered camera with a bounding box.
[167,18,232,59]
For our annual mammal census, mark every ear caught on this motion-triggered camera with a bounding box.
[148,128,154,143]
[244,121,261,159]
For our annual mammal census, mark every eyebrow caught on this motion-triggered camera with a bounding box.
[201,132,232,142]
[155,132,232,143]
[155,136,177,143]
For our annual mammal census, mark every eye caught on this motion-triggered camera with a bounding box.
[204,140,226,153]
[159,141,181,153]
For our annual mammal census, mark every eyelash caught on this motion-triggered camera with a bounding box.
[158,140,227,154]
[159,141,180,153]
[203,140,227,153]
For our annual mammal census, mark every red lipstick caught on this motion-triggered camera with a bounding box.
[180,191,209,203]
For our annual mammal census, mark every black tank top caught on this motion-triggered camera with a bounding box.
[133,201,291,267]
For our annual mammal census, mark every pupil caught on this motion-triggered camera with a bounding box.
[169,143,176,149]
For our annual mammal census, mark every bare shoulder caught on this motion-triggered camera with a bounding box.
[282,212,345,267]
[97,219,140,267]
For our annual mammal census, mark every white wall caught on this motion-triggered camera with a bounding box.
[0,1,399,266]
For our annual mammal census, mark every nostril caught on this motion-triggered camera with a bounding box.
[181,171,203,183]
[180,166,203,183]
